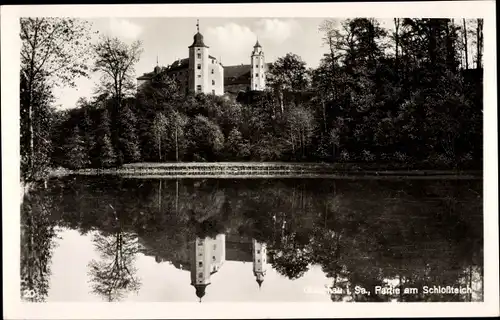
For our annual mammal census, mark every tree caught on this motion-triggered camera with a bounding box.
[267,53,310,113]
[20,18,93,181]
[62,126,90,169]
[285,106,316,159]
[186,115,225,161]
[20,73,55,181]
[474,19,484,69]
[88,228,141,301]
[116,103,141,165]
[93,36,143,108]
[152,112,169,161]
[225,127,250,160]
[168,111,189,162]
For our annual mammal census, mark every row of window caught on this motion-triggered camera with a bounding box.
[197,64,216,75]
[196,85,216,95]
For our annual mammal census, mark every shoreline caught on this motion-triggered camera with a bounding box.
[49,162,483,178]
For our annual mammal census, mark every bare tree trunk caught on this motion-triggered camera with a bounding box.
[322,100,327,132]
[175,179,179,214]
[158,136,161,161]
[175,126,179,162]
[476,19,483,69]
[394,18,400,69]
[158,180,162,211]
[463,19,469,69]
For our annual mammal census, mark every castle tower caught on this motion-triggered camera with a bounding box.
[188,19,210,94]
[252,239,267,289]
[190,235,226,302]
[251,39,266,91]
[191,237,213,302]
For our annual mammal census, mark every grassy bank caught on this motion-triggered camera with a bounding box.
[57,162,482,178]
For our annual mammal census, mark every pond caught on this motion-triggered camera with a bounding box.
[20,176,483,302]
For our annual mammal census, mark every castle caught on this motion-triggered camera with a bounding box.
[136,20,269,96]
[140,234,268,302]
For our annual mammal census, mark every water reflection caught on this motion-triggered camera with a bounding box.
[21,176,483,302]
[20,191,57,302]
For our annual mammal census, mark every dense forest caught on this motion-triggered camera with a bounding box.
[20,18,484,182]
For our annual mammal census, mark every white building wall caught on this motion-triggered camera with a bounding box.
[252,239,267,278]
[191,237,213,285]
[209,58,224,95]
[251,46,266,91]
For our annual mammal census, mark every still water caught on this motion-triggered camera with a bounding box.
[21,176,483,302]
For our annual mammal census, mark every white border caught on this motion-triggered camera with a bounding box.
[1,2,498,318]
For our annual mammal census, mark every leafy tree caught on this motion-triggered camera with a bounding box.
[62,126,90,169]
[20,17,92,181]
[225,127,250,160]
[92,36,143,108]
[88,228,141,302]
[186,115,225,161]
[152,112,169,161]
[267,53,310,113]
[116,103,141,165]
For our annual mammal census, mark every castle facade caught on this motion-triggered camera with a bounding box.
[137,21,269,96]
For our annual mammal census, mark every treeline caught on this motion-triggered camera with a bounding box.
[21,18,484,180]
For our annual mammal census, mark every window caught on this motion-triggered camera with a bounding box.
[257,259,260,263]
[212,80,215,85]
[255,64,258,68]
[212,256,216,261]
[212,59,215,64]
[197,85,202,92]
[212,90,215,95]
[197,53,201,59]
[198,261,203,267]
[257,250,260,254]
[211,69,214,74]
[197,64,201,70]
[198,240,203,246]
[213,244,216,250]
[256,73,259,77]
[198,272,203,278]
[197,75,201,78]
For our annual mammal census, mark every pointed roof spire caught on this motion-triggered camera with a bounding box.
[254,37,262,48]
[156,52,159,66]
[196,19,200,33]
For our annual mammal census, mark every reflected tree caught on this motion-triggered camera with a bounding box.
[20,191,57,302]
[88,209,141,301]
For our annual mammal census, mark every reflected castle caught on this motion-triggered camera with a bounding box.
[140,234,267,302]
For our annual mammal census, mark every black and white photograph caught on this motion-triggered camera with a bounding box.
[1,2,498,319]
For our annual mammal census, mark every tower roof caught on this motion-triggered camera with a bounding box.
[254,39,262,48]
[189,19,209,48]
[194,284,208,302]
[256,278,263,289]
[189,32,209,48]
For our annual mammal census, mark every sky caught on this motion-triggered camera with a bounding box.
[53,17,332,110]
[47,228,333,302]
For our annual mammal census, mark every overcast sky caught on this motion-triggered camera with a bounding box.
[54,17,395,110]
